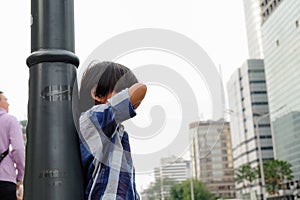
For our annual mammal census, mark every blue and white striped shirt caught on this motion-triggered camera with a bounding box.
[79,89,140,200]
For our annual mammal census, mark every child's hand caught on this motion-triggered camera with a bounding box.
[128,83,147,109]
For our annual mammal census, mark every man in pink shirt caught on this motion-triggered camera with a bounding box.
[0,91,25,200]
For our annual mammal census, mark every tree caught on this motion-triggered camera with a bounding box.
[145,178,176,200]
[169,179,215,200]
[258,160,293,195]
[235,164,256,189]
[19,120,27,127]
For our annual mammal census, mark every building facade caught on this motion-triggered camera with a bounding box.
[242,0,264,58]
[189,120,235,198]
[227,59,274,199]
[154,156,190,199]
[260,0,285,23]
[261,0,300,180]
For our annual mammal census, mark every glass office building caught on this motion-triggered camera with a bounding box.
[261,0,300,180]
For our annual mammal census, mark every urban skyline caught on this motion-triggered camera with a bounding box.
[142,0,300,199]
[0,1,248,121]
[226,0,300,199]
[0,0,249,191]
[1,0,299,198]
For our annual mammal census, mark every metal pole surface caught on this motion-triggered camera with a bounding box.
[24,0,84,199]
[190,172,195,200]
[255,105,286,200]
[160,167,164,200]
[190,134,195,200]
[255,116,268,200]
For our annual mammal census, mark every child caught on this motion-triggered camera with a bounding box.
[78,61,146,200]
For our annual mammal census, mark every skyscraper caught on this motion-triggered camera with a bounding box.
[261,0,300,180]
[242,0,264,58]
[227,59,273,200]
[242,0,285,58]
[260,0,285,23]
[189,120,235,198]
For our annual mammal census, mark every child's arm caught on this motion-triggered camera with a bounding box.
[128,83,147,109]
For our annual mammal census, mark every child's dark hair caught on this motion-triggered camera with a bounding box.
[77,61,138,113]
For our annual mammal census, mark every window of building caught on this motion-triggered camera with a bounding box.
[276,40,280,46]
[296,20,299,28]
[252,102,268,105]
[261,146,273,150]
[248,69,264,73]
[250,80,266,84]
[221,142,227,148]
[251,91,267,94]
[253,113,261,117]
[223,164,229,168]
[260,135,272,139]
[258,124,270,128]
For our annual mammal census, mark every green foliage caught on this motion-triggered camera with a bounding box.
[168,184,183,200]
[235,164,257,188]
[19,120,27,126]
[169,179,215,200]
[145,178,176,200]
[257,160,293,195]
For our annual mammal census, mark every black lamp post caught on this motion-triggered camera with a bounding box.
[24,0,84,199]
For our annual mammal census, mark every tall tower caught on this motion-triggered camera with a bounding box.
[260,0,285,23]
[261,0,300,180]
[242,0,264,58]
[227,59,273,200]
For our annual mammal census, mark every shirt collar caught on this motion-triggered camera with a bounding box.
[0,108,7,116]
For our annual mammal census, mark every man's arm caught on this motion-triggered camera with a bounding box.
[9,117,25,182]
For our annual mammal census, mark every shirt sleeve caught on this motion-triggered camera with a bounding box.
[79,88,136,161]
[108,88,136,124]
[9,116,25,181]
[89,88,136,138]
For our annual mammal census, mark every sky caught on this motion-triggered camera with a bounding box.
[0,0,249,191]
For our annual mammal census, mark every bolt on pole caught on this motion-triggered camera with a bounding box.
[24,0,84,199]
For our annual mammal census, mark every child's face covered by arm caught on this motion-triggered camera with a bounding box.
[90,81,147,110]
[90,86,114,104]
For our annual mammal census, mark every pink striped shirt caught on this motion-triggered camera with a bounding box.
[0,108,25,183]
